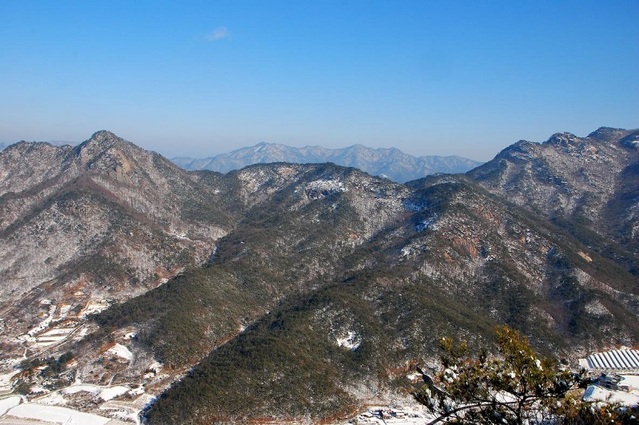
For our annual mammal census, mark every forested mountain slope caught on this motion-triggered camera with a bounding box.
[468,127,639,272]
[144,171,639,423]
[0,131,234,359]
[0,128,637,424]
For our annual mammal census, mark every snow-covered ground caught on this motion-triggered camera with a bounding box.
[80,299,111,318]
[583,385,639,405]
[583,374,639,406]
[342,374,639,424]
[0,370,20,391]
[4,402,111,425]
[32,326,77,348]
[0,376,153,424]
[336,331,361,351]
[0,384,150,424]
[0,396,21,416]
[63,382,132,401]
[342,405,431,424]
[620,375,639,390]
[106,343,134,362]
[0,298,159,425]
[99,386,130,402]
[18,304,57,341]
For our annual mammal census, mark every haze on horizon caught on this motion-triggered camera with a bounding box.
[1,1,637,162]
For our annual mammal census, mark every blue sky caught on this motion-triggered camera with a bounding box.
[1,1,637,160]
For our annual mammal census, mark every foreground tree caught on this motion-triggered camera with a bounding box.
[413,326,624,424]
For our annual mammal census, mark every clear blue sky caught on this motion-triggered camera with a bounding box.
[1,1,637,160]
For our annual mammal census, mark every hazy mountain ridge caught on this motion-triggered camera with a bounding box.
[172,142,482,183]
[0,127,638,424]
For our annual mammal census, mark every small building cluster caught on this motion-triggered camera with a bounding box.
[578,348,639,406]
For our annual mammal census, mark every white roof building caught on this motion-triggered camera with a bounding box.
[579,348,639,373]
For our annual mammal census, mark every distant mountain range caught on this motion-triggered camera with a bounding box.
[172,142,482,183]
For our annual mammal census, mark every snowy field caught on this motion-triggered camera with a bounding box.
[0,396,21,416]
[0,380,148,424]
[0,399,132,424]
[3,403,111,425]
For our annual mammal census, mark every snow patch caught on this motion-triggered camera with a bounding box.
[400,242,427,258]
[59,304,72,318]
[106,343,134,362]
[29,385,48,395]
[336,331,361,351]
[36,391,67,405]
[6,403,111,425]
[23,304,57,338]
[404,201,427,212]
[63,383,101,395]
[149,360,162,371]
[305,179,346,199]
[99,385,130,401]
[620,375,639,390]
[0,396,21,416]
[0,369,20,391]
[80,299,111,318]
[346,404,429,424]
[34,326,77,347]
[128,385,145,396]
[585,300,612,317]
[416,213,438,232]
[63,383,131,401]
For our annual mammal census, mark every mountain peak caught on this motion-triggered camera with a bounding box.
[90,129,120,139]
[83,130,131,147]
[545,132,580,147]
[69,130,161,178]
[75,130,141,158]
[491,139,535,160]
[586,126,629,141]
